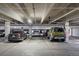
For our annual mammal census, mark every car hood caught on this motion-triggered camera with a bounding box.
[52,32,65,36]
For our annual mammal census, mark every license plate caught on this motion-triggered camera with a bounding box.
[55,37,64,39]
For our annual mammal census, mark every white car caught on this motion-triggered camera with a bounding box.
[32,30,43,37]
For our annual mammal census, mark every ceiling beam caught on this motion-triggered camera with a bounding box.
[32,3,36,24]
[4,4,24,23]
[66,16,79,22]
[41,4,70,24]
[14,4,30,21]
[69,17,79,23]
[41,4,55,24]
[0,4,24,23]
[49,8,79,24]
[0,13,24,24]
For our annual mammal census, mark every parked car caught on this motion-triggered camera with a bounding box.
[0,30,5,37]
[24,29,29,36]
[40,29,46,37]
[48,27,65,42]
[8,29,26,42]
[32,29,43,37]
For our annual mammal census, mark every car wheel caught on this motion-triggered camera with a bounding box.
[62,39,65,42]
[8,40,13,42]
[60,39,65,42]
[49,37,54,42]
[8,40,23,42]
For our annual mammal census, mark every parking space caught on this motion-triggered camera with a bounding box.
[0,37,78,56]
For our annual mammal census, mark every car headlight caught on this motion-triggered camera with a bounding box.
[54,37,65,39]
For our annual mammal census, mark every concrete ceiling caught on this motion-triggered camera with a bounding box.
[0,3,79,25]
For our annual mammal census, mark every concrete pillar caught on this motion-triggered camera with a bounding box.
[29,25,32,39]
[65,22,70,42]
[5,21,10,40]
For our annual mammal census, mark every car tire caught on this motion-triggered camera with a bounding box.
[8,39,23,42]
[60,39,65,42]
[49,37,54,42]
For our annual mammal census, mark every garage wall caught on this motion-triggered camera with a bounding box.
[0,26,4,29]
[72,28,79,36]
[71,26,79,36]
[1,25,79,37]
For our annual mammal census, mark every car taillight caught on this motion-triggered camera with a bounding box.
[16,33,21,38]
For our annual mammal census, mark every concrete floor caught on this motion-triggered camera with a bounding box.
[0,37,79,56]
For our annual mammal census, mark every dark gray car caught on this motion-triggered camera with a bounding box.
[8,29,26,42]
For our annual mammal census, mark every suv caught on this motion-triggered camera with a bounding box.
[8,29,26,42]
[48,27,65,42]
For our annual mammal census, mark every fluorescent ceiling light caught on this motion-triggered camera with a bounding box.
[27,19,32,24]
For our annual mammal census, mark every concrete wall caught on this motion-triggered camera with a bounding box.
[71,26,79,36]
[72,28,79,36]
[1,25,79,37]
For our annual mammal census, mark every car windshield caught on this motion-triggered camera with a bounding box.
[11,30,22,33]
[13,31,21,33]
[54,28,64,32]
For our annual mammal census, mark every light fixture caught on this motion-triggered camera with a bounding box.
[27,19,32,24]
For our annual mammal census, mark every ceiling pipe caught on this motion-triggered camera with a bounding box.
[32,3,36,24]
[41,4,55,24]
[49,8,79,24]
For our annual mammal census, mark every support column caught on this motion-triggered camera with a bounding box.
[65,22,70,42]
[5,21,10,40]
[29,25,32,39]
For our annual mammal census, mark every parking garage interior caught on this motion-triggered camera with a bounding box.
[0,3,79,56]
